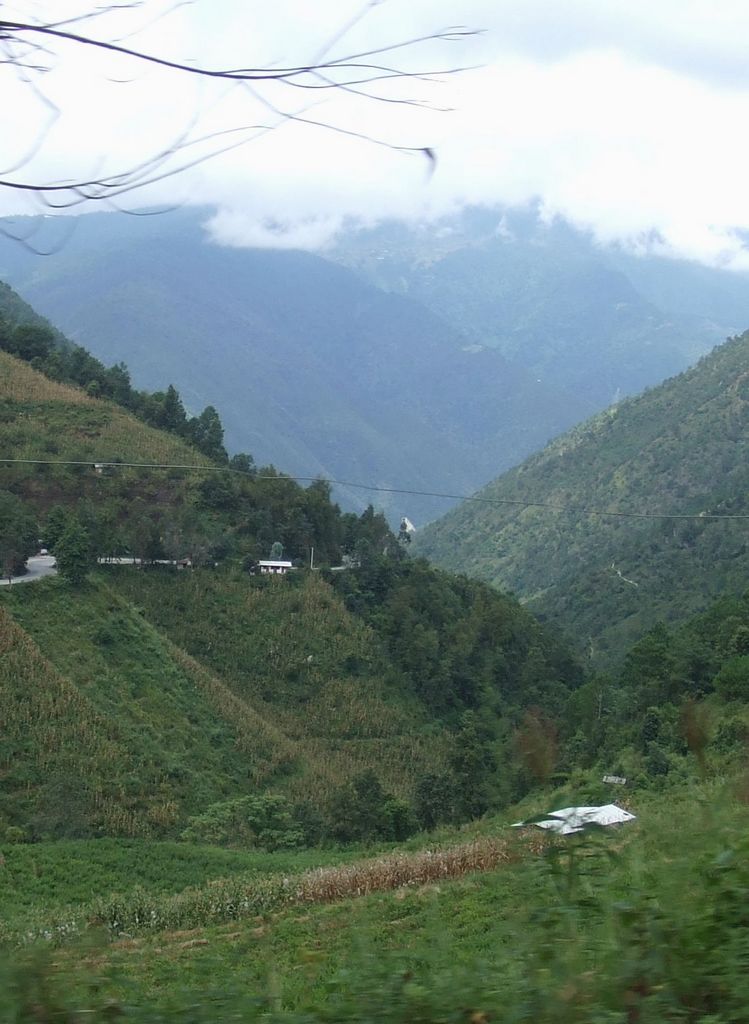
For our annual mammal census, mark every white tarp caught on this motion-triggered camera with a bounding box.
[513,803,636,836]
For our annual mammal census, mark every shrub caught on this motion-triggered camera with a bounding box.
[180,794,305,850]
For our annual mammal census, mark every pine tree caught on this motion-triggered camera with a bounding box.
[161,384,188,432]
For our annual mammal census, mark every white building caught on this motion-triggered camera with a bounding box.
[258,559,294,575]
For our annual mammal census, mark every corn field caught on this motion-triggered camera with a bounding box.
[9,833,528,947]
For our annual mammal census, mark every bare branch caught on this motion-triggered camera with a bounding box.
[0,19,477,84]
[0,4,474,206]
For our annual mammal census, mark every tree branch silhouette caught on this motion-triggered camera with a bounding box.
[0,3,477,209]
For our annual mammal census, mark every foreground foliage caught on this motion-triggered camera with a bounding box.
[2,785,749,1022]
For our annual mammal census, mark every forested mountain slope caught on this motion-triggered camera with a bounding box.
[0,211,588,523]
[416,330,749,665]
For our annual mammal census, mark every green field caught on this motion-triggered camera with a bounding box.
[0,839,359,926]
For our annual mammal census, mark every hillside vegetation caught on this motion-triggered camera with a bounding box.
[0,348,209,468]
[4,779,749,1022]
[1,554,583,844]
[0,584,296,840]
[0,342,395,570]
[0,307,583,845]
[417,329,749,665]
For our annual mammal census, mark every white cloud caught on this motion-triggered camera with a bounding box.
[4,1,749,268]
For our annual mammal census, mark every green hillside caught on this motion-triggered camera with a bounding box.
[7,582,749,1018]
[0,590,287,839]
[416,329,749,665]
[0,555,584,843]
[0,347,211,469]
[0,572,430,840]
[0,344,379,569]
[0,322,582,844]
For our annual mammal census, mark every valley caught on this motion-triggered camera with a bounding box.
[4,205,749,523]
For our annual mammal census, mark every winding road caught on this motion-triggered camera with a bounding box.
[0,555,58,587]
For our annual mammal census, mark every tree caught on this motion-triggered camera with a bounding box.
[0,7,472,209]
[55,518,92,584]
[181,794,305,850]
[6,324,54,362]
[44,505,69,551]
[155,384,188,433]
[229,453,256,477]
[714,656,749,702]
[413,770,457,830]
[449,711,497,820]
[188,406,228,463]
[329,769,412,843]
[0,491,38,579]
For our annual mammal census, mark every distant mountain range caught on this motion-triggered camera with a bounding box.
[330,206,749,408]
[2,204,749,521]
[415,328,749,665]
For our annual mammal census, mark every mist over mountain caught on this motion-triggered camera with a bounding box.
[330,206,749,409]
[2,205,749,522]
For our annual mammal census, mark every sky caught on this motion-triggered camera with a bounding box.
[3,1,749,267]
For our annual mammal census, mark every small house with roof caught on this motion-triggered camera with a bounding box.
[258,559,294,576]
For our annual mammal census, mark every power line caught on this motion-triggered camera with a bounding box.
[1,456,748,522]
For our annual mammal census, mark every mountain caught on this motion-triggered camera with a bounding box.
[0,210,589,524]
[330,205,749,410]
[415,329,749,666]
[6,206,749,525]
[8,298,749,1024]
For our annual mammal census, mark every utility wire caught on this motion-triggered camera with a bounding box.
[1,456,748,521]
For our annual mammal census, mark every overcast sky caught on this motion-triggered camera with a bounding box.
[4,1,749,267]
